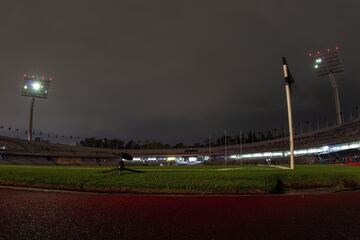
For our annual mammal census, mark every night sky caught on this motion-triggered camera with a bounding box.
[0,1,359,144]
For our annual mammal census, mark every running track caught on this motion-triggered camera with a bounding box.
[0,188,359,239]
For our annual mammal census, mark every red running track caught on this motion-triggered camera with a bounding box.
[0,188,359,240]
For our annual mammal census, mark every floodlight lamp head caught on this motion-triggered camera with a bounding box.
[21,73,52,99]
[32,82,41,91]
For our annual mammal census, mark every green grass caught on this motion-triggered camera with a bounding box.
[0,164,360,194]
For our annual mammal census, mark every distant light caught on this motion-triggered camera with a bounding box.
[24,85,28,89]
[189,157,197,162]
[322,145,330,151]
[315,58,322,63]
[31,75,35,79]
[316,51,320,55]
[308,53,312,57]
[32,82,41,90]
[314,64,319,69]
[335,46,340,50]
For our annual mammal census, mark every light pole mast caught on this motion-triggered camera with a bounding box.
[329,73,342,125]
[21,74,51,142]
[28,97,35,141]
[309,47,344,125]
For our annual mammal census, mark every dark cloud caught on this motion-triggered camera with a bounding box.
[0,0,359,144]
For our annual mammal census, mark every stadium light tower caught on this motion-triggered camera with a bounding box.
[309,47,344,125]
[21,74,51,141]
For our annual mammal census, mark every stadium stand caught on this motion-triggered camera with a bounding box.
[1,119,360,165]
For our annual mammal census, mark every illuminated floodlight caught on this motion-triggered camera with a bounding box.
[309,48,344,76]
[32,82,41,90]
[21,75,51,99]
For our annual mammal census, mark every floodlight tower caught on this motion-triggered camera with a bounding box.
[21,74,51,141]
[309,47,344,125]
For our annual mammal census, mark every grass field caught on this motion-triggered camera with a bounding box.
[0,164,360,194]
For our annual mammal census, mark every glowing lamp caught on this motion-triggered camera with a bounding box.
[32,82,41,90]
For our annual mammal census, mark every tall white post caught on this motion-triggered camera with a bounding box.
[285,85,295,170]
[209,133,212,165]
[239,130,243,165]
[283,57,295,170]
[224,129,228,165]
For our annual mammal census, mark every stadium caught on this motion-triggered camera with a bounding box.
[3,2,360,239]
[1,117,360,166]
[1,52,359,195]
[1,47,355,168]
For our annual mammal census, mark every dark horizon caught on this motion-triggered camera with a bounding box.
[0,1,359,144]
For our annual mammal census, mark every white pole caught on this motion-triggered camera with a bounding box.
[209,133,212,165]
[239,130,243,165]
[285,84,295,170]
[224,129,228,165]
[283,58,295,170]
